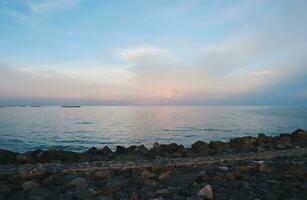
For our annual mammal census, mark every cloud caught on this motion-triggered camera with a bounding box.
[118,46,173,62]
[26,0,77,13]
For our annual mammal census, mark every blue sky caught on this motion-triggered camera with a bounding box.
[0,0,307,105]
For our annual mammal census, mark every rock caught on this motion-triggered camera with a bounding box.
[0,149,17,164]
[160,143,185,154]
[130,192,141,200]
[158,171,171,181]
[29,188,59,200]
[68,177,87,187]
[153,142,160,149]
[291,129,307,145]
[230,136,257,152]
[22,180,40,191]
[105,176,128,189]
[36,149,58,163]
[135,145,149,154]
[219,166,229,171]
[42,175,62,187]
[275,143,286,150]
[94,170,113,180]
[19,163,63,179]
[163,171,198,189]
[258,133,270,143]
[287,163,306,175]
[209,141,229,152]
[258,163,270,173]
[87,147,98,155]
[100,146,112,155]
[116,146,127,154]
[191,141,209,154]
[76,185,98,200]
[140,170,155,182]
[155,188,172,197]
[197,184,213,199]
[16,153,33,163]
[0,185,11,194]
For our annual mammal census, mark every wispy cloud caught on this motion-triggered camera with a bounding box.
[26,0,77,13]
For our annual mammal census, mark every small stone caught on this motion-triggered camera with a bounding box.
[22,180,40,191]
[275,144,286,150]
[68,177,87,187]
[155,188,171,195]
[158,171,171,181]
[140,170,155,181]
[219,166,229,171]
[94,170,113,179]
[259,163,270,173]
[197,184,213,199]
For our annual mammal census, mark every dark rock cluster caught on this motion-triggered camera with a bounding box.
[0,148,306,199]
[1,129,307,164]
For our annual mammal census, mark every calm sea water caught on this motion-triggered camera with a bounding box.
[0,106,306,152]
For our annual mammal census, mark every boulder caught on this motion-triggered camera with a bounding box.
[115,146,127,154]
[230,136,257,152]
[153,142,160,149]
[19,163,63,179]
[291,129,307,145]
[191,141,209,154]
[29,188,59,200]
[100,146,112,155]
[87,147,98,155]
[160,143,185,154]
[36,149,58,163]
[135,145,149,154]
[0,149,17,164]
[22,180,40,191]
[16,149,42,164]
[209,141,229,152]
[68,177,87,187]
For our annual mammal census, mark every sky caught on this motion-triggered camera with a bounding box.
[0,0,307,106]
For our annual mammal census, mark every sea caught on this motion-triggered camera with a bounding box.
[0,106,306,152]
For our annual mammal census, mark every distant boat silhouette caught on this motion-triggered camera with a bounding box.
[61,105,81,108]
[31,105,42,107]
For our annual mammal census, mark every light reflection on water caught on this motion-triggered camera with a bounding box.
[0,106,306,152]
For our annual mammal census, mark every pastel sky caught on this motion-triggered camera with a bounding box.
[0,0,307,105]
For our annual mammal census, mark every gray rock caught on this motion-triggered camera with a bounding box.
[22,180,40,191]
[0,185,11,194]
[29,188,59,200]
[68,177,87,187]
[19,163,63,179]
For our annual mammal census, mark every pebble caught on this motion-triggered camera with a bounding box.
[197,184,213,199]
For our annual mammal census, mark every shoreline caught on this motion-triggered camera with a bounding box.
[0,129,307,199]
[1,129,307,165]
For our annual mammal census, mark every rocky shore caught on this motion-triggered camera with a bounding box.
[0,129,307,199]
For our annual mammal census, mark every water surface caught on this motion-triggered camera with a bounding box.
[0,106,306,152]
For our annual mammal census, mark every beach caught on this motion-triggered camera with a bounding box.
[1,129,307,200]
